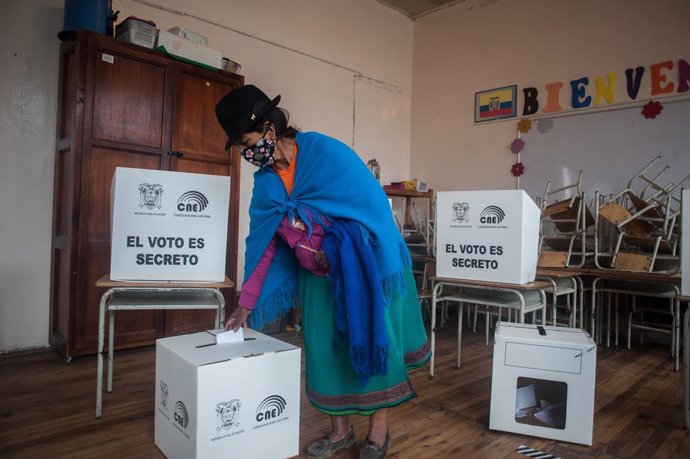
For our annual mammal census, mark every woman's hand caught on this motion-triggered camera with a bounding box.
[314,250,330,269]
[224,306,251,331]
[289,218,306,231]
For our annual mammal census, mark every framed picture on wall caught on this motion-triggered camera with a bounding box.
[475,85,517,123]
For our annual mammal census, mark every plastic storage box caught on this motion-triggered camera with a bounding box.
[117,16,157,49]
[168,27,208,45]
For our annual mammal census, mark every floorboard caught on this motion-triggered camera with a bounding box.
[0,317,688,458]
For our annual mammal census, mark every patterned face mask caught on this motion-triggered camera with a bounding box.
[240,135,276,168]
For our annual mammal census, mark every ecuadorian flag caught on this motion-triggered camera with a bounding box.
[478,87,515,119]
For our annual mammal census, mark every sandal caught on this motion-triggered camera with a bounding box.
[359,431,390,459]
[306,426,355,459]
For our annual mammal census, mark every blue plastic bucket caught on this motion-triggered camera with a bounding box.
[60,0,110,36]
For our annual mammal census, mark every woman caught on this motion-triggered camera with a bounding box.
[216,85,430,459]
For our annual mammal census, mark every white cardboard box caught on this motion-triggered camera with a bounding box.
[155,329,301,459]
[489,322,597,445]
[110,167,230,281]
[435,190,540,284]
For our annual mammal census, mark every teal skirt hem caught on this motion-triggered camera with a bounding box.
[300,267,430,415]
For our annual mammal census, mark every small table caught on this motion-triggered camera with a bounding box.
[428,277,550,378]
[95,274,233,418]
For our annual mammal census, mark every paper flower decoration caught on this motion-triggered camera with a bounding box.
[517,118,532,133]
[642,100,663,119]
[511,162,525,177]
[510,138,525,154]
[537,118,553,133]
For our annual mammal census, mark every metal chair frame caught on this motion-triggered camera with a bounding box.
[538,171,594,268]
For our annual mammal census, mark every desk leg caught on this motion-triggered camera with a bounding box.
[212,289,225,329]
[679,305,690,429]
[429,283,442,380]
[591,279,599,341]
[456,303,464,368]
[674,298,680,372]
[575,277,586,330]
[606,298,612,348]
[96,290,111,419]
[108,310,115,392]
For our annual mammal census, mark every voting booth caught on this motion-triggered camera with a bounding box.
[436,190,540,284]
[155,329,301,459]
[489,322,597,445]
[110,167,230,281]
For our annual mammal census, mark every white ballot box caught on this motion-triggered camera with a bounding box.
[110,167,230,281]
[155,329,301,459]
[436,190,540,284]
[489,322,597,445]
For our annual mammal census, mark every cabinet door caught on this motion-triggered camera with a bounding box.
[164,143,238,336]
[164,66,242,335]
[73,39,172,354]
[77,149,166,354]
[171,66,242,163]
[89,43,171,151]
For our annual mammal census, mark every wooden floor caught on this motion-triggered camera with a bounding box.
[1,317,689,458]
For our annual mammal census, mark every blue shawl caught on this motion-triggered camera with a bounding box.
[244,132,411,366]
[322,219,388,386]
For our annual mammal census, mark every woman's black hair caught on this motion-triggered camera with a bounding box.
[249,107,299,138]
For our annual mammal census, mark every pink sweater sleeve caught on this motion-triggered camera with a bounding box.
[238,238,277,311]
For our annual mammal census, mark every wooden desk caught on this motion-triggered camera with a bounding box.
[428,277,550,378]
[542,268,687,428]
[95,275,234,418]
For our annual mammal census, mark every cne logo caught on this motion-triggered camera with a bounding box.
[177,191,209,212]
[255,395,287,422]
[480,205,506,224]
[174,401,189,429]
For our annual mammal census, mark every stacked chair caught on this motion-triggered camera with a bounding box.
[590,156,689,370]
[595,156,688,273]
[536,172,593,328]
[537,171,595,269]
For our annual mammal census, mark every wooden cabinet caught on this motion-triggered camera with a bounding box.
[50,30,243,357]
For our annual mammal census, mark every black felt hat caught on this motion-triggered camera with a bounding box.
[215,85,281,150]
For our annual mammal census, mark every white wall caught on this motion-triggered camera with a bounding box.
[10,0,687,353]
[0,0,413,352]
[0,0,63,352]
[411,0,690,193]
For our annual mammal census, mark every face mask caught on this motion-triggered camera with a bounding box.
[240,136,276,168]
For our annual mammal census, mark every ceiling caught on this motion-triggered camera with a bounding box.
[375,0,466,19]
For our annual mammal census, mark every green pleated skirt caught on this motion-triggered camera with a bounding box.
[299,267,431,416]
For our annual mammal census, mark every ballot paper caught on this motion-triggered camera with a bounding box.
[214,328,244,344]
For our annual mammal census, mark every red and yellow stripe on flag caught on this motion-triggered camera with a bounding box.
[478,87,515,119]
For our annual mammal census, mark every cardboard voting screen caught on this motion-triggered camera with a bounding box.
[110,167,230,281]
[435,190,540,284]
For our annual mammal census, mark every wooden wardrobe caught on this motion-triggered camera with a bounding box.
[50,30,243,358]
